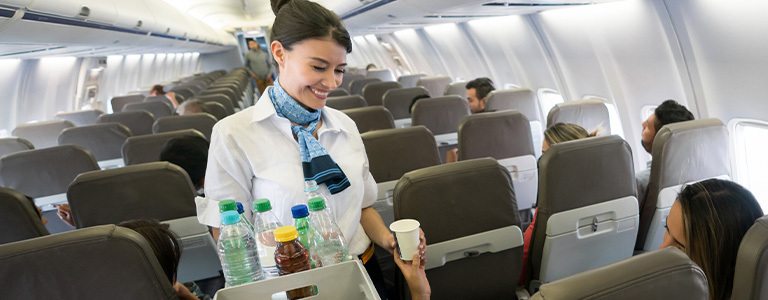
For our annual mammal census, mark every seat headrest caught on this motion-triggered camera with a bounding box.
[0,137,34,157]
[68,162,197,228]
[349,78,382,95]
[12,120,76,149]
[341,106,395,133]
[366,69,396,82]
[531,247,708,300]
[362,126,441,182]
[538,135,635,212]
[121,129,206,165]
[485,89,541,122]
[362,81,402,106]
[122,101,173,119]
[411,96,470,135]
[444,82,467,97]
[731,216,768,299]
[416,76,452,98]
[0,145,99,198]
[397,74,426,88]
[110,94,145,112]
[546,99,610,134]
[382,87,430,119]
[326,95,367,110]
[97,111,155,136]
[0,187,49,244]
[458,110,534,160]
[152,114,218,140]
[54,110,104,126]
[59,123,132,161]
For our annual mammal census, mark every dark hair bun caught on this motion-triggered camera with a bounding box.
[271,0,294,15]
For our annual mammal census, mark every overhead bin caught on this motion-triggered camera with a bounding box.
[27,0,118,26]
[112,0,158,32]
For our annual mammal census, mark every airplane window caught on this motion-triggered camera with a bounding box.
[0,129,9,138]
[537,88,564,120]
[730,119,768,211]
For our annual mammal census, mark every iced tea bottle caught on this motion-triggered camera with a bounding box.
[274,225,315,299]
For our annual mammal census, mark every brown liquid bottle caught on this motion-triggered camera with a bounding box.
[274,225,315,299]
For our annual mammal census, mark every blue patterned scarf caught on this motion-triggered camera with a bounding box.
[268,78,350,194]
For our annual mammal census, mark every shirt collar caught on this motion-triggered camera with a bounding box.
[251,86,348,135]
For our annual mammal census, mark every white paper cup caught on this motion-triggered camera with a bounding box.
[390,219,420,261]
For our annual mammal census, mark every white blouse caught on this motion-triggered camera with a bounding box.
[199,87,377,255]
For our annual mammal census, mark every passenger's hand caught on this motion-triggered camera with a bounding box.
[251,74,258,79]
[55,204,75,228]
[390,228,427,260]
[446,148,459,163]
[173,281,199,300]
[394,248,431,300]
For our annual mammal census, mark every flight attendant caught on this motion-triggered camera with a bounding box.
[198,0,426,297]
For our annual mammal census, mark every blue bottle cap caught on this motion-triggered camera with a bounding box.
[235,202,245,214]
[291,204,309,218]
[221,210,241,225]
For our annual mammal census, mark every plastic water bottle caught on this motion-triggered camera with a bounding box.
[235,202,255,232]
[291,204,311,249]
[274,225,315,299]
[307,197,349,268]
[304,180,334,219]
[219,199,237,214]
[252,198,282,279]
[217,210,263,287]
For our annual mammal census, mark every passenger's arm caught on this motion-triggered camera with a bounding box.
[394,249,431,300]
[445,148,458,163]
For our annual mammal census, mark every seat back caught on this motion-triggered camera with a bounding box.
[0,225,179,299]
[397,74,426,88]
[171,86,195,101]
[0,137,33,157]
[411,96,470,136]
[732,215,768,300]
[122,101,174,119]
[110,94,145,112]
[328,89,349,97]
[382,86,430,123]
[201,88,239,108]
[194,93,236,115]
[362,126,441,227]
[394,158,523,299]
[0,145,99,208]
[340,74,365,92]
[530,136,637,288]
[416,76,452,99]
[204,102,229,120]
[341,106,395,134]
[485,89,544,156]
[122,129,206,165]
[458,110,537,211]
[636,119,731,252]
[349,78,382,96]
[12,120,75,149]
[362,81,402,106]
[152,114,218,140]
[444,82,467,97]
[0,187,49,244]
[58,123,132,168]
[54,109,104,126]
[366,69,396,82]
[326,95,367,110]
[97,111,155,136]
[68,162,197,228]
[145,95,176,108]
[530,247,708,300]
[546,99,610,135]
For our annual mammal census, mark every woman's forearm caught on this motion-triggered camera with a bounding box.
[360,207,394,251]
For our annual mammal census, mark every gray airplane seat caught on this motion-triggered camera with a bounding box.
[635,118,730,252]
[361,126,442,227]
[393,158,524,299]
[122,129,206,165]
[732,216,768,299]
[97,110,155,136]
[411,95,470,162]
[204,102,229,121]
[529,247,708,300]
[382,86,430,128]
[0,137,34,157]
[54,109,104,126]
[194,93,236,115]
[486,88,544,157]
[0,225,179,299]
[366,69,396,82]
[341,106,395,134]
[362,81,402,106]
[12,119,75,149]
[153,114,218,140]
[145,95,176,109]
[122,101,174,119]
[171,86,196,101]
[444,81,467,97]
[67,162,219,282]
[397,74,426,88]
[59,123,132,169]
[340,74,365,92]
[201,88,239,108]
[529,135,638,292]
[546,99,610,135]
[458,110,538,214]
[110,94,145,112]
[416,76,452,99]
[326,95,368,110]
[0,145,99,212]
[0,187,49,245]
[349,78,382,96]
[328,88,349,97]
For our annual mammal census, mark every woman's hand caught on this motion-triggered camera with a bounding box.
[173,281,199,300]
[394,248,431,300]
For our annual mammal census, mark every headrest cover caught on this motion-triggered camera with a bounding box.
[459,110,534,160]
[341,106,395,134]
[97,111,155,136]
[411,96,470,135]
[382,87,430,120]
[326,95,367,111]
[362,126,441,182]
[485,89,541,122]
[152,114,218,140]
[547,99,610,134]
[416,76,452,98]
[362,81,402,106]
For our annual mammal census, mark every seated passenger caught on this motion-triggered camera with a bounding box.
[409,94,431,114]
[637,100,694,201]
[465,77,495,115]
[150,84,180,108]
[661,179,763,300]
[366,63,377,71]
[394,248,431,300]
[119,219,210,300]
[160,136,209,192]
[177,99,211,116]
[24,196,48,226]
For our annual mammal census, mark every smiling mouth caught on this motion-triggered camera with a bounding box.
[309,87,330,99]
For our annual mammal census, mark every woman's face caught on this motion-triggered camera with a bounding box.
[271,38,347,110]
[660,200,686,250]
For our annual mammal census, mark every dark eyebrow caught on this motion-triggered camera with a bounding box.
[310,57,347,67]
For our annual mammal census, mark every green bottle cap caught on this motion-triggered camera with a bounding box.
[218,199,237,212]
[307,197,326,211]
[254,198,272,212]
